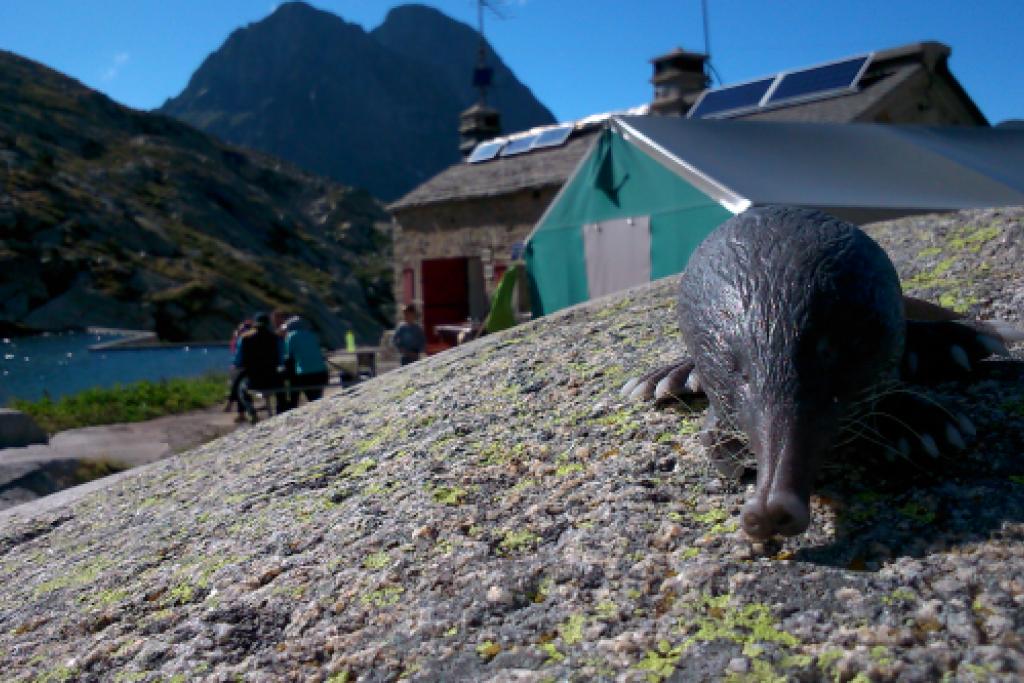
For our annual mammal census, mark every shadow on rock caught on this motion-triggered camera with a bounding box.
[796,359,1024,569]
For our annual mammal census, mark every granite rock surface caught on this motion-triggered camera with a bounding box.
[0,208,1022,681]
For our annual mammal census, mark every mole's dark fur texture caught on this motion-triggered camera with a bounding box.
[624,206,1017,540]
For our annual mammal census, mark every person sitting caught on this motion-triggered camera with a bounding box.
[226,319,253,423]
[235,312,286,421]
[282,316,329,409]
[392,304,426,366]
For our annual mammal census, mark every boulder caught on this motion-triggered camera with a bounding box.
[0,409,48,448]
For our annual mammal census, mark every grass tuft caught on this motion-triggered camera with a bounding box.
[10,373,229,433]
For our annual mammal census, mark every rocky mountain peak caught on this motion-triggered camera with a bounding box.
[160,3,555,201]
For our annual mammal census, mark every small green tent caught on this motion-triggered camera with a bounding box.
[524,124,732,316]
[525,115,1024,317]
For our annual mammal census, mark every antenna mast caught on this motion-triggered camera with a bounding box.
[472,0,496,105]
[701,0,723,85]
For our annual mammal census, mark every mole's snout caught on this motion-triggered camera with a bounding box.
[740,491,810,539]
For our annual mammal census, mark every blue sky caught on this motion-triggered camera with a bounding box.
[2,1,1022,125]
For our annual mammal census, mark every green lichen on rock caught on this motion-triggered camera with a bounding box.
[32,556,114,597]
[882,588,917,606]
[361,585,404,608]
[558,613,585,645]
[539,641,565,664]
[499,529,540,554]
[635,639,684,682]
[555,462,585,477]
[946,224,1001,252]
[680,594,800,650]
[362,551,391,569]
[341,457,376,477]
[475,640,501,660]
[430,485,467,505]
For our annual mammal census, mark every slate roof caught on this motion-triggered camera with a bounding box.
[389,42,985,212]
[388,128,599,212]
[729,42,986,125]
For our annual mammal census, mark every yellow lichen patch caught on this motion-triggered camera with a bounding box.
[635,639,684,682]
[558,613,585,645]
[361,551,391,570]
[360,585,403,608]
[946,224,1000,252]
[341,457,376,478]
[475,640,501,660]
[555,462,586,477]
[430,485,467,505]
[540,641,565,664]
[32,556,114,598]
[681,594,799,648]
[498,529,540,555]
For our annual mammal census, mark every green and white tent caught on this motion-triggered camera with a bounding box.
[525,115,1024,316]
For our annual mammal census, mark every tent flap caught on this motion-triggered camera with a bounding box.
[527,127,730,315]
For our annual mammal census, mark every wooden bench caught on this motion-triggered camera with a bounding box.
[327,349,378,385]
[243,382,330,423]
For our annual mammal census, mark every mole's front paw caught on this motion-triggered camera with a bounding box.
[871,390,975,462]
[902,320,1012,382]
[621,358,703,403]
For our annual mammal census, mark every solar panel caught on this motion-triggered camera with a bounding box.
[688,77,776,118]
[531,125,573,150]
[500,134,538,157]
[468,140,504,163]
[766,55,869,105]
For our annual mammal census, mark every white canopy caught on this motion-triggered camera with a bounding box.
[614,116,1024,222]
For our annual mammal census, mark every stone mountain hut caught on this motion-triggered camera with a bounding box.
[388,41,988,344]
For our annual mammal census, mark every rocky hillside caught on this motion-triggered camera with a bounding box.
[159,2,555,201]
[0,50,392,346]
[0,207,1022,681]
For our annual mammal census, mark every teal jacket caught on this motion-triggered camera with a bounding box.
[284,328,327,376]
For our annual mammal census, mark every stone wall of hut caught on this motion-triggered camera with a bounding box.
[390,186,558,318]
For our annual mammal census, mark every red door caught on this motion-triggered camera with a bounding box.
[421,257,470,351]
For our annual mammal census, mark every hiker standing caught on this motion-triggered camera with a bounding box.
[392,305,426,366]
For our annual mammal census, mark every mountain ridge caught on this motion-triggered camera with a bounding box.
[0,49,393,345]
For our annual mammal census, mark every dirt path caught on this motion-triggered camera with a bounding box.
[0,387,343,514]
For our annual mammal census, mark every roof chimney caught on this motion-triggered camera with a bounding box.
[459,103,501,157]
[459,1,503,157]
[650,47,709,115]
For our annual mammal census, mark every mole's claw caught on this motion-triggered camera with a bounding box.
[685,373,702,393]
[903,320,1003,382]
[621,358,702,404]
[655,365,698,401]
[977,333,1010,358]
[945,423,966,450]
[956,412,976,438]
[874,391,971,463]
[950,345,970,371]
[919,433,940,458]
[654,376,673,401]
[629,381,655,401]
